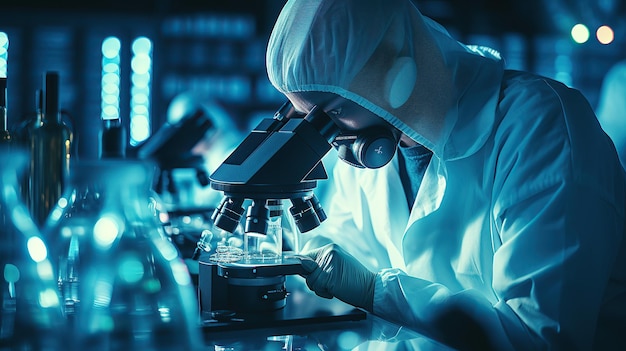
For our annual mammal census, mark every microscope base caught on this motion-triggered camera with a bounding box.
[201,275,366,332]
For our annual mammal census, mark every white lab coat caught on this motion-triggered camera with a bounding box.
[312,71,626,350]
[265,0,626,349]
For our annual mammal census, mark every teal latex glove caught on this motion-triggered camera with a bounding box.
[300,243,376,312]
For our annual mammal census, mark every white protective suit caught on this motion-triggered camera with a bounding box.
[266,0,626,350]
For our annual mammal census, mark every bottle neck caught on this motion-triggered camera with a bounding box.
[0,113,9,143]
[99,118,126,159]
[1,77,9,136]
[42,111,61,124]
[1,106,8,135]
[44,72,61,124]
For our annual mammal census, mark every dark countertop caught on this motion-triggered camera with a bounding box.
[200,275,457,351]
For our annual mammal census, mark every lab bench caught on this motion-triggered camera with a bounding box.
[199,275,456,351]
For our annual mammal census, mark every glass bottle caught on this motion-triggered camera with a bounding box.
[29,71,73,227]
[0,148,65,349]
[0,77,11,146]
[44,159,203,350]
[10,90,44,205]
[11,89,44,150]
[99,117,126,159]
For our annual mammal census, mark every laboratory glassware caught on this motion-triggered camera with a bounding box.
[44,158,203,350]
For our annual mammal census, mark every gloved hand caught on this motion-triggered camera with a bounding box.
[299,243,376,312]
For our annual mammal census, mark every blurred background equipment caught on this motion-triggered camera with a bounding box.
[135,93,215,200]
[42,159,203,350]
[135,92,244,265]
[0,0,624,161]
[0,148,65,349]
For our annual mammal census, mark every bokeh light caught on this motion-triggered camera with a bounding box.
[130,36,153,146]
[101,37,121,59]
[4,264,20,283]
[93,215,121,249]
[118,255,144,284]
[39,288,61,308]
[0,31,7,77]
[101,36,121,120]
[596,25,614,44]
[27,237,48,262]
[571,23,590,44]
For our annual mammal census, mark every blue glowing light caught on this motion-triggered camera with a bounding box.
[27,237,48,263]
[130,36,153,146]
[130,115,150,143]
[101,36,121,121]
[102,37,121,59]
[4,264,20,283]
[93,215,121,249]
[132,36,152,54]
[118,254,144,284]
[39,288,60,308]
[131,54,151,75]
[0,32,8,47]
[0,31,8,77]
[36,260,54,280]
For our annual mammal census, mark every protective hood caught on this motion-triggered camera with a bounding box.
[266,0,504,161]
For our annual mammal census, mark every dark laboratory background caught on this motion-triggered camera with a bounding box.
[0,0,624,160]
[0,1,625,349]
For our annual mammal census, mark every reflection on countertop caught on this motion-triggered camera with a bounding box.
[204,313,457,351]
[202,275,457,351]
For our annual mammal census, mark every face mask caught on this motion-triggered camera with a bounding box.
[331,127,399,169]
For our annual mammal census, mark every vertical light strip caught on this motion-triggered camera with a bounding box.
[101,36,121,120]
[130,36,152,146]
[0,32,8,78]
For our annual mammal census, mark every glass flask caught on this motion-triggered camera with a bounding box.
[0,148,65,349]
[44,159,203,351]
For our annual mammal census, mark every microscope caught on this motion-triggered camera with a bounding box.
[136,106,213,198]
[198,101,352,325]
[135,97,217,261]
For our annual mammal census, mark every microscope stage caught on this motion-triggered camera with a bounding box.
[201,275,366,332]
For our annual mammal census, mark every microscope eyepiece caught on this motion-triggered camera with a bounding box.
[305,105,341,142]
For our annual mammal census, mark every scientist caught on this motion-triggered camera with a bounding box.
[266,0,626,350]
